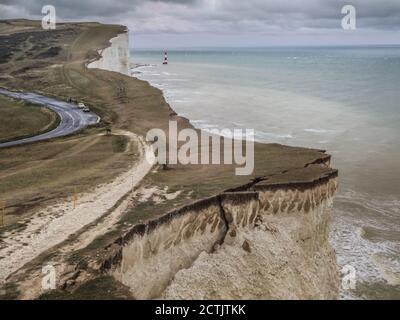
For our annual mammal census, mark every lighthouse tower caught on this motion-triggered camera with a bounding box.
[163,51,168,65]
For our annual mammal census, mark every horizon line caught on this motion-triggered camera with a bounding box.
[131,44,400,50]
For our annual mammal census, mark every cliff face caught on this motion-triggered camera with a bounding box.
[102,168,340,300]
[163,174,339,300]
[88,32,130,76]
[112,197,227,299]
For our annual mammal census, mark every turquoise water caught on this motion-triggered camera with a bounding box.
[131,47,400,299]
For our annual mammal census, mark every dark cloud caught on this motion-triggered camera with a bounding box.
[0,0,199,18]
[1,0,138,18]
[1,0,399,46]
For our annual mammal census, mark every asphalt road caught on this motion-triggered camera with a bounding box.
[0,89,100,148]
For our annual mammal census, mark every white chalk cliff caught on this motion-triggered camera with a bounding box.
[88,32,130,76]
[101,170,340,300]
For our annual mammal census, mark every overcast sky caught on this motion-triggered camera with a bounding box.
[1,0,400,48]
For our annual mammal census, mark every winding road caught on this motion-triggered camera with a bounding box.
[0,88,100,148]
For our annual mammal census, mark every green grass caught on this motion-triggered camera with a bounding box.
[0,134,135,227]
[0,95,60,143]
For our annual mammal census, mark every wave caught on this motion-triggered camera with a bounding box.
[255,131,294,140]
[304,128,336,134]
[330,188,400,299]
[371,253,400,286]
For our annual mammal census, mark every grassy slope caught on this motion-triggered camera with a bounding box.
[0,95,60,143]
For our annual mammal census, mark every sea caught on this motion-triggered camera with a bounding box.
[131,46,400,299]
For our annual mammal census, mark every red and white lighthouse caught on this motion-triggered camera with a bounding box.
[163,51,168,65]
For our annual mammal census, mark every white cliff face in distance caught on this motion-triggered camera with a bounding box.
[88,32,130,76]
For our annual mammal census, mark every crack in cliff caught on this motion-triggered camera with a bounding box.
[216,195,230,248]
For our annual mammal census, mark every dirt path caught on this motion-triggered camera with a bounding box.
[0,130,154,285]
[13,170,158,300]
